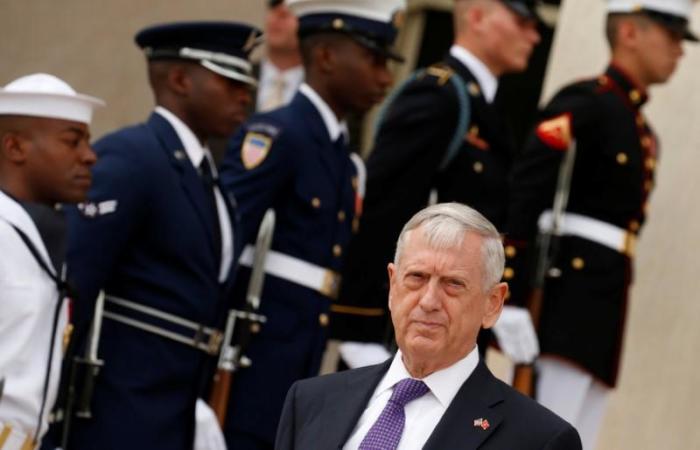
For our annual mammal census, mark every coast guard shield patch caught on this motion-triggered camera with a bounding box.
[241,132,272,169]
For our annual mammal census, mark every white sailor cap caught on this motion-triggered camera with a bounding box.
[288,0,406,61]
[0,73,104,124]
[607,0,698,41]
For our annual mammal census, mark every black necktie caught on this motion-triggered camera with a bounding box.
[199,158,221,261]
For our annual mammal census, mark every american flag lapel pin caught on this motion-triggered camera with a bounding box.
[473,418,490,430]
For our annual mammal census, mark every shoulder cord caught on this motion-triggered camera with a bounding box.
[373,67,472,172]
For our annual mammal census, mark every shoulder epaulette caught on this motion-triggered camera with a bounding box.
[419,63,455,86]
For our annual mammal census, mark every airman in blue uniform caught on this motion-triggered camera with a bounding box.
[218,1,404,448]
[63,22,260,450]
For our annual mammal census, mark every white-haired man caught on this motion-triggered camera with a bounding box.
[277,203,581,450]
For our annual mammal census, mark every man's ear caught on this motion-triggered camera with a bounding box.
[315,40,337,74]
[167,64,192,97]
[616,17,641,50]
[481,282,507,329]
[387,262,396,311]
[1,131,29,164]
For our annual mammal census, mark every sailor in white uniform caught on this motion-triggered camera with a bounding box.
[0,73,103,450]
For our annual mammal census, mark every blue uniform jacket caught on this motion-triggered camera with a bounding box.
[65,113,240,450]
[219,92,357,447]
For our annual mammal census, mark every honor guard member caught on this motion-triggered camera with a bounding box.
[0,74,101,449]
[64,22,260,450]
[218,0,402,447]
[256,0,304,112]
[332,0,542,368]
[504,1,696,448]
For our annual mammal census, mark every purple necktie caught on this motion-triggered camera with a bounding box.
[358,378,430,450]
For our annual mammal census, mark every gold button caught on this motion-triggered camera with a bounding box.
[63,323,74,353]
[352,217,360,233]
[250,323,261,334]
[644,180,654,192]
[352,177,358,190]
[636,115,645,127]
[616,152,628,165]
[332,18,344,29]
[629,90,641,103]
[571,257,585,270]
[311,197,321,208]
[505,245,517,258]
[504,291,511,301]
[629,220,640,232]
[318,313,330,327]
[473,162,484,173]
[333,244,342,257]
[645,158,656,170]
[503,267,515,280]
[469,125,479,135]
[641,136,652,148]
[598,75,608,86]
[468,82,481,96]
[337,210,346,222]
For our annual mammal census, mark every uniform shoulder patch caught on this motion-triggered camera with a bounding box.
[536,113,573,151]
[241,131,272,170]
[423,64,454,86]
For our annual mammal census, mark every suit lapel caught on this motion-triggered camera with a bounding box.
[316,360,391,449]
[147,113,218,257]
[424,361,504,450]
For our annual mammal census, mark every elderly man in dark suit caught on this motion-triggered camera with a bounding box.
[276,203,581,450]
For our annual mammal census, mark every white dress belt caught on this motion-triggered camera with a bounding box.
[538,211,636,257]
[238,245,341,299]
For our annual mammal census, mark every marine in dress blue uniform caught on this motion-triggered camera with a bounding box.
[218,1,403,448]
[504,1,696,447]
[63,22,260,450]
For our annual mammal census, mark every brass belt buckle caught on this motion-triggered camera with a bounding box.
[320,270,341,300]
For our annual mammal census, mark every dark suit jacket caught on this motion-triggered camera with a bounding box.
[65,113,240,450]
[276,359,581,450]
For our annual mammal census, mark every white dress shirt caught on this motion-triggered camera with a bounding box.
[155,106,234,282]
[256,59,304,112]
[298,83,349,142]
[343,346,480,450]
[450,45,499,104]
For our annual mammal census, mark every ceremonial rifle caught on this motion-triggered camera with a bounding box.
[208,208,274,425]
[512,140,577,397]
[61,290,106,447]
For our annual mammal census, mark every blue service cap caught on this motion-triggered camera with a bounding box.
[135,21,263,86]
[288,0,406,61]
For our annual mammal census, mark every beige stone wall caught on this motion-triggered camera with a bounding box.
[544,2,700,449]
[0,0,266,139]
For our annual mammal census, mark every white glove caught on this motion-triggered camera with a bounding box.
[339,342,392,369]
[194,398,228,450]
[491,306,539,364]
